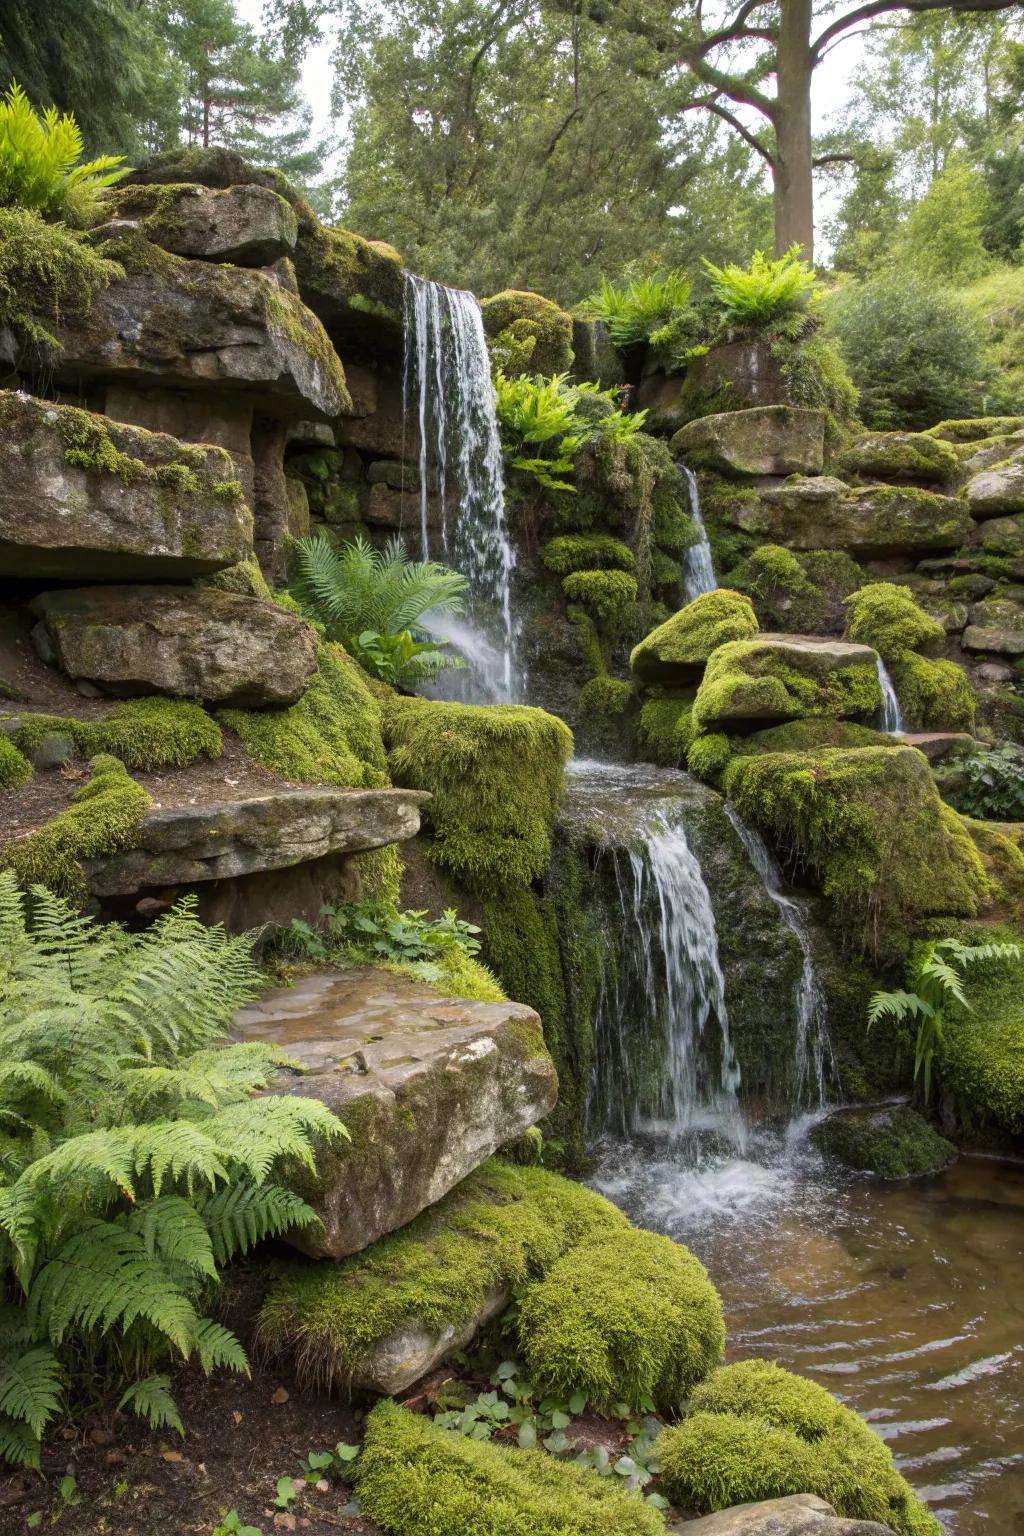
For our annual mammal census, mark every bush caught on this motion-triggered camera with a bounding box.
[825,272,984,431]
[0,877,343,1465]
[935,743,1024,821]
[844,583,944,664]
[702,246,818,329]
[517,1227,724,1412]
[0,82,128,223]
[0,205,122,352]
[495,373,645,494]
[657,1360,939,1536]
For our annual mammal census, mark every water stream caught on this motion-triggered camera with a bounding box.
[680,464,718,603]
[877,654,905,734]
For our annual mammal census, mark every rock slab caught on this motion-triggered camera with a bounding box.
[672,406,825,478]
[234,968,557,1259]
[31,585,316,705]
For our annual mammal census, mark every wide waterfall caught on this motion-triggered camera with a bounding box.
[401,273,517,701]
[680,465,717,603]
[875,654,904,734]
[725,806,837,1112]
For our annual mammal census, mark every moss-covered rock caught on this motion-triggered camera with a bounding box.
[656,1360,939,1536]
[292,220,405,349]
[686,732,733,782]
[356,1400,665,1536]
[561,568,639,625]
[890,653,976,732]
[630,590,758,686]
[844,582,945,663]
[812,1106,956,1177]
[480,290,574,376]
[693,636,880,732]
[964,453,1024,519]
[543,534,636,576]
[939,938,1024,1137]
[672,406,826,479]
[102,180,299,266]
[928,416,1024,443]
[837,431,959,486]
[6,697,221,771]
[0,736,32,789]
[635,695,696,766]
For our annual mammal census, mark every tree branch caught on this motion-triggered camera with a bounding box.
[684,96,775,164]
[811,0,1024,65]
[812,151,859,166]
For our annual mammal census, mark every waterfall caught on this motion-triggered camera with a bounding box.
[725,806,837,1112]
[401,273,517,701]
[875,656,904,735]
[680,465,717,603]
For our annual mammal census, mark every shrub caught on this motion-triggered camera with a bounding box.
[0,877,344,1465]
[0,82,128,223]
[561,569,639,625]
[0,205,122,352]
[935,742,1024,821]
[702,247,818,329]
[825,272,984,431]
[578,271,693,348]
[844,583,944,664]
[356,1400,665,1536]
[517,1228,724,1412]
[657,1360,940,1536]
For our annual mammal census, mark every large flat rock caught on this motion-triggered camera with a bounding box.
[31,585,316,705]
[0,391,252,579]
[672,406,825,478]
[105,182,299,265]
[683,1495,894,1536]
[85,787,428,895]
[723,476,971,554]
[693,633,880,728]
[965,451,1024,519]
[235,969,557,1258]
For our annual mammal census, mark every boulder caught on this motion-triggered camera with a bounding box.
[719,475,847,541]
[929,415,1024,443]
[53,239,350,421]
[962,624,1024,656]
[85,787,428,896]
[630,589,759,684]
[571,317,625,388]
[682,1495,894,1536]
[806,484,970,556]
[0,392,251,579]
[965,454,1024,519]
[693,634,880,730]
[899,731,975,761]
[634,370,689,435]
[681,339,790,411]
[104,182,298,265]
[30,585,316,705]
[812,1105,956,1178]
[293,222,405,352]
[837,430,959,486]
[973,512,1024,555]
[235,969,558,1258]
[672,406,825,478]
[479,289,574,375]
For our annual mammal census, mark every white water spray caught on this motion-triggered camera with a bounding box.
[681,464,717,603]
[875,655,904,735]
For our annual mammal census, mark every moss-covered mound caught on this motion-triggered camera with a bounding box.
[940,940,1024,1136]
[259,1160,628,1390]
[844,583,945,663]
[480,290,575,376]
[720,745,989,948]
[812,1106,956,1177]
[5,698,222,771]
[357,1400,665,1536]
[630,590,758,685]
[693,637,880,732]
[891,654,976,732]
[543,535,636,576]
[0,736,32,788]
[656,1360,939,1536]
[384,695,573,887]
[517,1227,724,1412]
[730,546,867,637]
[635,696,696,766]
[562,569,639,625]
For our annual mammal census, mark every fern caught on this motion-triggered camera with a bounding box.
[492,371,645,493]
[578,271,693,347]
[118,1375,184,1435]
[0,81,129,224]
[702,246,818,329]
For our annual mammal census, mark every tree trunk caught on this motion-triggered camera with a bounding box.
[773,0,815,259]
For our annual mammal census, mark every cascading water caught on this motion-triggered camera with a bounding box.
[875,655,904,734]
[724,806,837,1113]
[680,465,717,603]
[401,272,517,701]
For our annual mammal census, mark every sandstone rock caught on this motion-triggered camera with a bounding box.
[965,454,1024,519]
[837,430,959,485]
[693,634,880,729]
[234,968,557,1258]
[105,182,298,265]
[85,787,428,896]
[362,482,442,531]
[293,221,405,352]
[966,597,1024,632]
[963,624,1024,656]
[251,417,290,583]
[352,1288,511,1395]
[776,484,971,556]
[571,317,625,388]
[30,585,316,705]
[720,475,847,539]
[682,1494,894,1536]
[336,370,406,457]
[682,339,790,411]
[101,385,256,505]
[0,392,252,579]
[672,406,825,478]
[899,731,975,761]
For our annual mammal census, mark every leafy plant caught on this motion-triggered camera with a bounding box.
[0,82,128,223]
[702,246,818,328]
[868,937,1022,1098]
[0,876,346,1466]
[494,372,645,493]
[290,535,467,689]
[934,743,1024,822]
[280,902,482,987]
[578,272,693,348]
[212,1513,263,1536]
[299,1441,361,1483]
[274,1476,300,1510]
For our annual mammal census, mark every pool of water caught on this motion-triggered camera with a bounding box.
[592,1134,1024,1534]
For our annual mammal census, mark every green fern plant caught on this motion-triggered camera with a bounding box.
[868,936,1022,1099]
[493,372,645,493]
[0,82,128,224]
[0,875,346,1465]
[702,246,819,329]
[290,535,468,688]
[578,272,693,347]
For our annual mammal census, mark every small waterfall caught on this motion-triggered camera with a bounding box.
[401,273,517,701]
[875,655,904,735]
[725,806,837,1112]
[681,465,717,603]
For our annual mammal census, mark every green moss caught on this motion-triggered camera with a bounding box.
[730,544,830,635]
[0,206,123,353]
[543,535,636,577]
[686,733,733,783]
[720,745,989,952]
[561,569,639,626]
[480,290,574,375]
[738,719,893,755]
[260,283,351,410]
[939,937,1024,1136]
[384,696,572,888]
[0,737,32,789]
[694,640,880,732]
[577,677,634,717]
[890,654,976,732]
[358,844,404,908]
[6,699,221,771]
[0,754,150,902]
[517,1227,723,1413]
[293,220,404,326]
[258,1160,628,1387]
[222,642,389,788]
[812,1106,955,1177]
[199,554,273,599]
[481,879,566,1038]
[631,590,758,685]
[635,695,695,766]
[928,416,1024,443]
[356,1400,665,1536]
[844,582,944,663]
[657,1360,939,1536]
[838,432,959,485]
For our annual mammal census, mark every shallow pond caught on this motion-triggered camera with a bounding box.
[593,1136,1024,1534]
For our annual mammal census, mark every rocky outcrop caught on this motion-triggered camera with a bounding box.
[693,634,880,728]
[0,392,252,579]
[837,430,959,485]
[30,585,316,705]
[105,181,299,265]
[728,478,972,555]
[235,969,557,1259]
[84,787,428,896]
[293,221,405,354]
[673,406,825,478]
[682,1495,896,1536]
[963,624,1024,656]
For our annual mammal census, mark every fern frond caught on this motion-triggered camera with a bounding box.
[194,1320,250,1376]
[198,1179,321,1266]
[118,1374,184,1435]
[204,1098,346,1185]
[127,1198,218,1282]
[866,990,935,1028]
[0,1343,62,1438]
[0,1411,41,1467]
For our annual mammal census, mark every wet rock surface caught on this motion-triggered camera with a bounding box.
[681,1494,895,1536]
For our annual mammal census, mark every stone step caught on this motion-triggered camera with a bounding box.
[897,730,975,761]
[84,786,428,896]
[235,968,557,1259]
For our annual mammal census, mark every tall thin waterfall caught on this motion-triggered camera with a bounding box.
[725,807,837,1111]
[402,273,516,701]
[681,465,717,603]
[875,655,904,734]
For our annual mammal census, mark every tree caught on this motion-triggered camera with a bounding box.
[896,158,992,281]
